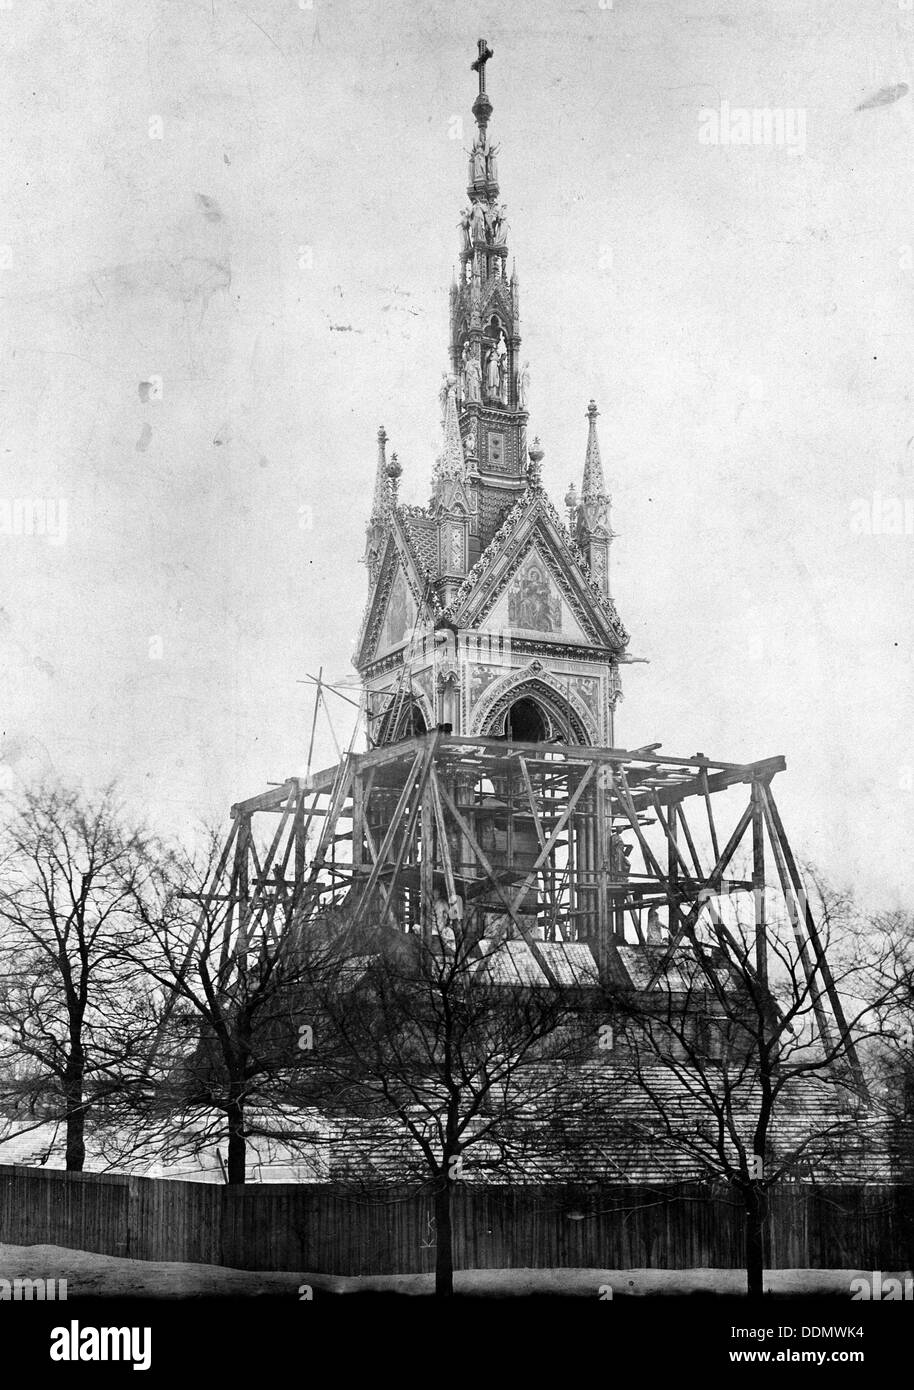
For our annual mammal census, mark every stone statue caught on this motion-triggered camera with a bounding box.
[485,346,500,399]
[517,360,531,409]
[464,353,482,403]
[458,341,469,398]
[484,202,509,247]
[438,372,452,422]
[469,200,487,244]
[486,202,500,244]
[470,137,488,184]
[457,207,472,251]
[609,833,632,880]
[495,330,509,403]
[433,894,455,953]
[486,142,499,183]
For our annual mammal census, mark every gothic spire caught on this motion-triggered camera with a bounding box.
[581,400,608,504]
[370,425,390,520]
[355,42,628,750]
[576,401,612,596]
[364,425,392,579]
[448,35,521,517]
[461,37,505,245]
[437,379,466,482]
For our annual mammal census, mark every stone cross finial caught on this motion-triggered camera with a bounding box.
[386,451,402,490]
[471,38,493,94]
[565,481,579,530]
[527,437,545,488]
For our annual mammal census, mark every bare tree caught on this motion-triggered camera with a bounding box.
[123,835,325,1184]
[0,782,160,1171]
[604,877,896,1297]
[300,917,596,1297]
[862,908,914,1180]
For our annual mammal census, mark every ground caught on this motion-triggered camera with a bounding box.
[0,1244,904,1298]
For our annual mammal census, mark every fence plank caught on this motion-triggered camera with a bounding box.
[0,1166,910,1275]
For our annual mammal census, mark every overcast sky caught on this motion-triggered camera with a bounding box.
[1,0,912,908]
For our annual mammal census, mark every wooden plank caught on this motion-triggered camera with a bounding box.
[230,779,300,816]
[762,786,866,1094]
[676,802,704,878]
[517,756,547,851]
[643,800,754,989]
[0,1167,905,1273]
[434,734,750,772]
[751,780,767,987]
[435,776,563,988]
[758,783,835,1054]
[420,777,434,940]
[505,764,596,917]
[348,738,439,932]
[700,764,721,861]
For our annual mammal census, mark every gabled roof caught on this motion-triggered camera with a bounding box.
[442,485,628,650]
[324,1064,905,1186]
[399,507,439,576]
[470,940,601,988]
[612,943,741,995]
[354,520,439,671]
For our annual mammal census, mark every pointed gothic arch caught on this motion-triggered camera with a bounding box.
[470,664,598,745]
[482,287,512,325]
[504,696,548,741]
[375,690,433,746]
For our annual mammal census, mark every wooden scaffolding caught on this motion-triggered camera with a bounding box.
[184,731,860,1082]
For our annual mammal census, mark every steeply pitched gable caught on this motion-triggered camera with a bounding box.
[443,488,628,650]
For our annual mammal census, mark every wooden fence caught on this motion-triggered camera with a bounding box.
[1,1165,912,1274]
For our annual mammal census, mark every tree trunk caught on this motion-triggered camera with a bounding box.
[63,1058,85,1172]
[434,1178,454,1297]
[744,1184,767,1298]
[226,1090,246,1184]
